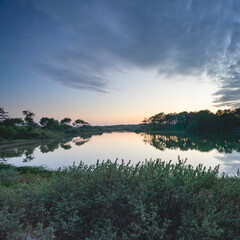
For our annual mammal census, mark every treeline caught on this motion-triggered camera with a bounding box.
[143,109,240,132]
[0,107,97,140]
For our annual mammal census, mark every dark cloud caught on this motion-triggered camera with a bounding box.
[28,0,240,105]
[37,64,109,93]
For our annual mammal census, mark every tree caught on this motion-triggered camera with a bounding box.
[73,119,89,127]
[3,118,24,127]
[22,110,35,126]
[234,108,240,127]
[0,107,8,122]
[216,109,223,116]
[144,112,166,130]
[60,118,72,125]
[40,117,59,129]
[142,118,148,124]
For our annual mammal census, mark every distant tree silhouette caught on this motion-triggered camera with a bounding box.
[40,117,60,129]
[0,107,8,121]
[3,118,24,126]
[73,119,89,127]
[22,110,35,126]
[60,118,72,125]
[144,109,240,132]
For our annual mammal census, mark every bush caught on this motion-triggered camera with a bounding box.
[0,159,239,239]
[0,126,17,139]
[0,168,19,186]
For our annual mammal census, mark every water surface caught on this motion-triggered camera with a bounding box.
[1,132,240,175]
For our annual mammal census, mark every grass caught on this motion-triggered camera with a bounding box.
[0,159,239,239]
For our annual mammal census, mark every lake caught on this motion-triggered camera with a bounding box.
[1,132,240,175]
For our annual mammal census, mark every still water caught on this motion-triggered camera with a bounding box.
[1,132,240,175]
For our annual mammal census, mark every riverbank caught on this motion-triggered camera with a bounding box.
[0,125,105,145]
[0,159,239,239]
[0,139,48,150]
[0,123,184,148]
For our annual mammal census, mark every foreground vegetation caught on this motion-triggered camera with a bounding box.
[0,159,239,239]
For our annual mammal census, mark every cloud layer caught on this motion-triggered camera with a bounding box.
[30,0,240,107]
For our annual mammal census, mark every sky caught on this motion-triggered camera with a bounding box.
[1,0,240,125]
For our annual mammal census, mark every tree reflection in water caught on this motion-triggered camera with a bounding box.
[0,147,35,163]
[1,132,240,166]
[140,133,240,153]
[0,136,91,163]
[72,137,90,146]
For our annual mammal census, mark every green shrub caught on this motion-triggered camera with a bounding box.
[0,159,239,239]
[0,126,16,139]
[0,168,19,186]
